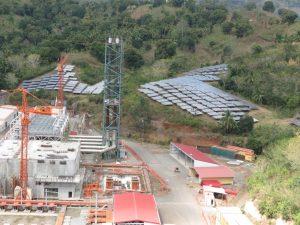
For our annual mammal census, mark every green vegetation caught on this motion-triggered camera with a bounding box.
[278,8,298,25]
[247,134,300,222]
[263,1,276,13]
[246,124,294,154]
[219,36,300,115]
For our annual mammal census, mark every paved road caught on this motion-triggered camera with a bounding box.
[125,140,206,225]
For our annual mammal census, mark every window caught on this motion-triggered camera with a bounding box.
[45,188,58,198]
[38,160,45,164]
[50,161,55,165]
[68,192,73,198]
[60,161,67,165]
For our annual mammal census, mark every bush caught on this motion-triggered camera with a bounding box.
[287,95,300,108]
[124,49,144,69]
[222,21,234,34]
[234,20,253,38]
[246,137,263,154]
[155,40,176,59]
[90,43,105,63]
[252,45,263,54]
[238,115,254,133]
[263,1,275,13]
[278,8,298,25]
[246,125,295,154]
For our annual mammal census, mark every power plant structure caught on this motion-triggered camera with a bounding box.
[102,37,123,158]
[0,37,125,202]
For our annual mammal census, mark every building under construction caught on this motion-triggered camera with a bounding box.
[0,140,83,199]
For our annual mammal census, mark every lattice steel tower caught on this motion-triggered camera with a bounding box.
[102,37,123,158]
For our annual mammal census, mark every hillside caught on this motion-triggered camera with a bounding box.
[247,135,300,223]
[0,0,299,141]
[1,0,300,223]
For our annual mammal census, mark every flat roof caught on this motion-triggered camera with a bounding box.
[171,142,217,164]
[194,166,234,178]
[113,192,161,224]
[0,140,80,160]
[0,106,17,120]
[217,207,254,225]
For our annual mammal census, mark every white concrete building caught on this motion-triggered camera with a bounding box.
[0,140,83,199]
[0,106,18,133]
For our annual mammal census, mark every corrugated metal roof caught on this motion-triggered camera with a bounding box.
[113,192,161,224]
[172,142,217,164]
[194,166,234,178]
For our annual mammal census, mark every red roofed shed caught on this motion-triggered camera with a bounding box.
[194,166,235,185]
[170,142,217,168]
[113,192,161,225]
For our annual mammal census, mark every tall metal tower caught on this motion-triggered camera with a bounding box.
[102,37,123,158]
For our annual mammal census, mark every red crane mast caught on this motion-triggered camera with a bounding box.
[56,56,67,108]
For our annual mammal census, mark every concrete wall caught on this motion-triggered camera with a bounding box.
[194,160,218,168]
[0,111,18,132]
[0,151,81,198]
[32,181,77,199]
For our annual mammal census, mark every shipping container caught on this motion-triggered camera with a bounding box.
[210,146,236,159]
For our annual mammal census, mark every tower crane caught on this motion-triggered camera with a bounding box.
[1,88,54,199]
[56,55,67,108]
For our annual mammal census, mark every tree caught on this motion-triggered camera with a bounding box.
[90,43,105,63]
[246,137,263,154]
[222,21,234,34]
[38,47,60,63]
[220,111,238,134]
[27,54,40,68]
[263,1,275,13]
[245,2,256,11]
[278,8,298,25]
[153,0,164,7]
[0,57,12,89]
[170,0,184,7]
[238,115,254,133]
[124,49,144,69]
[155,40,176,59]
[209,8,228,25]
[234,20,253,38]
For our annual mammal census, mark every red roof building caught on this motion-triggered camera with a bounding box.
[170,142,217,168]
[113,192,161,225]
[194,166,235,185]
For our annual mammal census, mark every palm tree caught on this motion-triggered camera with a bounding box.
[220,111,238,134]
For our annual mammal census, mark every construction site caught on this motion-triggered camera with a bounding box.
[0,38,256,225]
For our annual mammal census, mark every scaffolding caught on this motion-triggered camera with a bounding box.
[102,37,124,158]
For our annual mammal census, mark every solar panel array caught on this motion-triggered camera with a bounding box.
[21,65,104,95]
[139,64,257,121]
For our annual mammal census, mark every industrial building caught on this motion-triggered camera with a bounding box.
[194,166,235,185]
[113,192,161,225]
[0,106,18,133]
[170,142,218,168]
[0,140,83,199]
[170,143,235,185]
